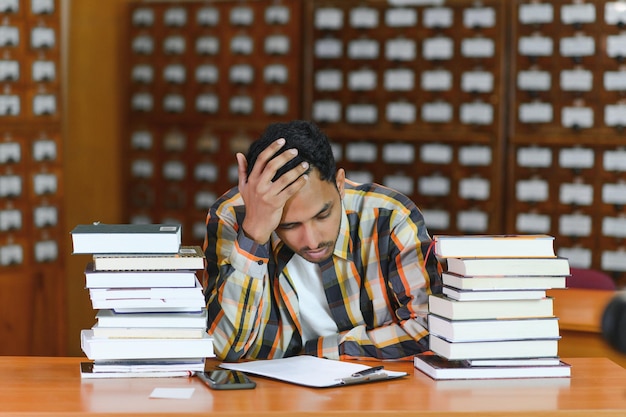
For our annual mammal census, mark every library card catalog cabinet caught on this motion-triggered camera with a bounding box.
[120,0,626,290]
[0,0,65,356]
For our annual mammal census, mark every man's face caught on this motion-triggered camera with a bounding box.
[275,169,345,263]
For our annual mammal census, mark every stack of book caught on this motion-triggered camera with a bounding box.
[71,223,214,379]
[414,234,572,380]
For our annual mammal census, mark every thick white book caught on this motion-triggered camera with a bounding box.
[91,324,206,339]
[446,257,570,277]
[428,315,560,342]
[442,286,546,301]
[88,278,203,300]
[429,334,560,360]
[92,246,205,271]
[80,362,196,379]
[90,297,205,312]
[84,262,198,288]
[96,309,208,328]
[466,357,562,367]
[91,358,205,373]
[434,235,556,258]
[71,223,181,254]
[428,294,554,320]
[414,354,571,380]
[442,272,567,291]
[80,329,215,360]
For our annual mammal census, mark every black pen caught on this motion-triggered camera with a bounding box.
[351,366,384,377]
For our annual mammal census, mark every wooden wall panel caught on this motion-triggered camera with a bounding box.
[64,0,128,356]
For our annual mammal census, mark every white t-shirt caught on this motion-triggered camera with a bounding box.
[286,255,339,344]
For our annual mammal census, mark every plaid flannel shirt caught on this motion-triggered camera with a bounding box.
[203,180,442,361]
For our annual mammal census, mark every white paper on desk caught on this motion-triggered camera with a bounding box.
[220,356,407,388]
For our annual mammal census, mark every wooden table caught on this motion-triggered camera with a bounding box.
[2,356,626,416]
[548,288,626,368]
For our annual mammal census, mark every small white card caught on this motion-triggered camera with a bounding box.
[516,213,551,233]
[386,102,416,124]
[604,71,626,91]
[559,147,594,169]
[519,3,553,24]
[385,8,417,27]
[604,149,626,171]
[421,70,452,91]
[459,146,492,166]
[560,69,593,91]
[149,388,195,400]
[461,37,495,58]
[315,8,343,30]
[519,102,553,124]
[463,7,495,28]
[384,69,414,91]
[559,183,593,205]
[422,102,453,123]
[423,7,453,28]
[605,104,626,126]
[457,210,488,232]
[350,6,379,28]
[517,70,551,91]
[562,107,594,129]
[518,36,553,56]
[603,217,626,238]
[560,214,592,236]
[560,36,595,57]
[561,3,596,24]
[422,37,454,60]
[458,177,490,200]
[516,178,549,202]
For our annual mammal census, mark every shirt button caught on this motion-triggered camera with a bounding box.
[257,260,264,265]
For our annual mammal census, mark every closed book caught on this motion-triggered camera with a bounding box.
[80,362,195,379]
[90,297,205,312]
[414,354,571,380]
[428,294,554,320]
[91,358,206,373]
[442,272,567,291]
[442,286,546,301]
[92,246,205,271]
[96,309,208,328]
[91,324,206,339]
[429,334,560,360]
[428,315,560,342]
[434,235,556,258]
[88,278,202,300]
[80,329,215,360]
[71,223,181,254]
[466,357,562,367]
[84,263,198,288]
[446,257,570,277]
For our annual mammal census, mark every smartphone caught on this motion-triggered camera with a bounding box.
[196,370,256,390]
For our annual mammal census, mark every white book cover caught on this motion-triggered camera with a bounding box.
[95,309,208,328]
[428,315,560,342]
[429,334,560,360]
[84,262,198,288]
[71,223,181,254]
[414,354,571,380]
[434,234,556,258]
[428,294,554,321]
[88,278,203,300]
[92,246,205,271]
[80,329,215,360]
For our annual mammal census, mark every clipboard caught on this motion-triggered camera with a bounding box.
[219,355,407,388]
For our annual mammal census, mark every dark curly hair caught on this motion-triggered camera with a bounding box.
[246,120,337,183]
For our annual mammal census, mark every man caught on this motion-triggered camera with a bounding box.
[203,120,442,361]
